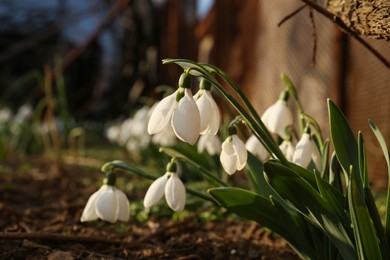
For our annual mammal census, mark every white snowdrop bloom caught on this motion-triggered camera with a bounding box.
[81,184,130,223]
[148,89,178,135]
[292,132,321,170]
[117,118,133,146]
[144,162,186,212]
[106,125,121,144]
[245,135,269,161]
[197,133,222,155]
[279,139,295,162]
[194,78,221,135]
[0,107,12,123]
[171,88,201,144]
[220,134,248,175]
[261,92,293,138]
[14,104,33,124]
[148,73,201,145]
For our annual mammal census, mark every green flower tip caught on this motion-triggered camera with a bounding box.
[166,161,177,173]
[178,72,192,89]
[175,89,185,102]
[279,90,289,101]
[304,125,311,135]
[199,78,212,90]
[228,125,237,136]
[103,172,116,186]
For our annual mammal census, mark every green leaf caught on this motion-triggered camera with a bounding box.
[208,187,318,259]
[328,99,363,196]
[246,154,291,209]
[368,119,390,250]
[245,152,264,194]
[264,161,357,259]
[358,132,369,188]
[348,168,382,260]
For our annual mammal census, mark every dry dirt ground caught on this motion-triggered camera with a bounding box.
[0,156,299,259]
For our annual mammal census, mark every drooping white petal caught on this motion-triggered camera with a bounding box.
[195,90,213,134]
[207,93,221,135]
[279,140,295,162]
[245,135,269,161]
[205,134,222,155]
[80,185,109,222]
[148,90,177,135]
[95,186,119,223]
[115,189,130,221]
[231,135,248,170]
[262,100,293,137]
[198,134,221,155]
[293,133,313,168]
[171,88,200,144]
[220,139,238,175]
[143,173,169,208]
[165,173,186,212]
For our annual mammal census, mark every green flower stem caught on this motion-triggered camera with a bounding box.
[159,147,229,187]
[302,113,324,151]
[281,73,305,134]
[100,160,216,203]
[162,59,288,165]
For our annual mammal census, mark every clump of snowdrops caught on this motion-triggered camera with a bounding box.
[81,59,390,260]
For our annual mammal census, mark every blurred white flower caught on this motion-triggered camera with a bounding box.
[220,134,247,175]
[81,184,130,223]
[152,123,177,147]
[279,139,295,162]
[0,107,12,124]
[197,133,222,155]
[194,79,220,135]
[245,135,269,161]
[144,162,186,212]
[148,73,200,145]
[262,94,293,138]
[292,132,321,170]
[105,125,120,143]
[14,104,33,124]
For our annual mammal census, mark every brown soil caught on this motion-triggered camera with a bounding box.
[0,156,299,259]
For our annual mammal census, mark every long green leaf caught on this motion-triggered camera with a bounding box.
[348,168,382,260]
[264,161,357,259]
[369,119,390,243]
[328,99,363,196]
[208,187,318,259]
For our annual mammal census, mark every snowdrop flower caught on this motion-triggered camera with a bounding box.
[13,104,33,124]
[152,123,177,146]
[81,173,130,223]
[262,91,293,138]
[0,107,12,124]
[194,78,221,135]
[245,135,269,161]
[105,125,121,144]
[292,128,321,170]
[279,138,295,162]
[148,72,200,145]
[197,133,222,155]
[220,128,248,175]
[144,161,186,212]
